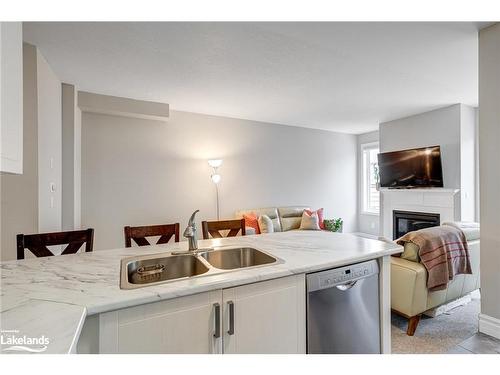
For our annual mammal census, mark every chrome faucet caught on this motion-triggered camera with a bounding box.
[184,210,200,251]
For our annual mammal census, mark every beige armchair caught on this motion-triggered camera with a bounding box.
[391,223,480,335]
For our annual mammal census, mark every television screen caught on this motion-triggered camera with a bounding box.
[377,146,444,188]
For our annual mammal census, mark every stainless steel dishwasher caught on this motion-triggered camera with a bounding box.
[306,259,380,354]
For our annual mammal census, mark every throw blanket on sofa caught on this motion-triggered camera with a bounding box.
[397,226,472,291]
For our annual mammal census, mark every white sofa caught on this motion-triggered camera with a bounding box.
[235,206,310,233]
[391,222,480,335]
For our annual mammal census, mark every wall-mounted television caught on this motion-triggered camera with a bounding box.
[377,145,444,188]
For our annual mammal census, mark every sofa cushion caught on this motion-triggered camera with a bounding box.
[258,215,274,233]
[278,206,309,231]
[236,207,282,232]
[443,222,480,241]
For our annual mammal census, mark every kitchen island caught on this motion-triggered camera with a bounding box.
[0,231,401,354]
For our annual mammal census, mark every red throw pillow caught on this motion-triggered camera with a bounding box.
[305,208,324,229]
[243,213,260,234]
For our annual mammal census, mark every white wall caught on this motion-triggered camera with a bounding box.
[380,104,462,188]
[460,104,478,221]
[62,83,82,230]
[75,98,81,229]
[357,130,380,236]
[36,51,62,233]
[0,22,23,174]
[379,103,478,221]
[479,23,500,337]
[81,110,358,250]
[1,44,63,260]
[1,44,39,261]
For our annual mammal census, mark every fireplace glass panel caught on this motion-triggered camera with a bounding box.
[393,210,440,239]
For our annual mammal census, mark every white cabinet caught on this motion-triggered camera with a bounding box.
[97,275,306,354]
[223,274,306,354]
[99,290,223,354]
[0,22,23,174]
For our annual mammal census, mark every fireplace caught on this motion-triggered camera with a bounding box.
[393,210,440,239]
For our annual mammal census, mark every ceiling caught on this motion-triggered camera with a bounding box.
[23,22,481,134]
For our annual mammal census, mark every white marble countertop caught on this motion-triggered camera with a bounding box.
[0,231,401,354]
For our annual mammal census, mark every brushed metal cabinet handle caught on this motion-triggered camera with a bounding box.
[213,303,221,338]
[227,301,235,335]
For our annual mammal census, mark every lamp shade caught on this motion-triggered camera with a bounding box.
[208,159,223,168]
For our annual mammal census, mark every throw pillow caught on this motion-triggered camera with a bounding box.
[258,214,274,233]
[299,210,321,230]
[400,241,420,262]
[305,208,325,229]
[243,213,260,234]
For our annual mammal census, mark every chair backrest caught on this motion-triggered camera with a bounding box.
[124,223,180,247]
[201,219,246,239]
[17,228,94,260]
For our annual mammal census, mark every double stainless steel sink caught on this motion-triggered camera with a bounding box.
[199,247,277,270]
[120,247,280,289]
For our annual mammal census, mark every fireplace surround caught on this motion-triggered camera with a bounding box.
[379,188,459,240]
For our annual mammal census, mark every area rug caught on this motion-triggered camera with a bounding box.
[391,295,480,354]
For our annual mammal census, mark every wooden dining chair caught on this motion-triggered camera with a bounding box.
[16,228,94,260]
[124,223,180,247]
[201,219,246,239]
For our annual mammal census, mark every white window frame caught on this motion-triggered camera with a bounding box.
[361,142,380,215]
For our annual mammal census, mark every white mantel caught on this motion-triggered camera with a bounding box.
[380,188,460,240]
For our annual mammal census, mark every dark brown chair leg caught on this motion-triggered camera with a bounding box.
[407,315,421,336]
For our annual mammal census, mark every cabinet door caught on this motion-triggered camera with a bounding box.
[1,22,23,174]
[99,290,222,354]
[223,274,306,354]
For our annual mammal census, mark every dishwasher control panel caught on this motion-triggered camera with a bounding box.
[307,259,379,292]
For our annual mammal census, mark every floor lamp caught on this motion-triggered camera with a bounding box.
[208,159,222,220]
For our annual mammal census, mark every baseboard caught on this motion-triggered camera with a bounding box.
[479,313,500,340]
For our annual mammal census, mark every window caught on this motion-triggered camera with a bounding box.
[361,142,380,214]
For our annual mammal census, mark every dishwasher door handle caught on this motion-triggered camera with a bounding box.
[335,280,358,291]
